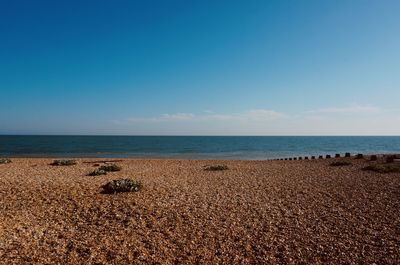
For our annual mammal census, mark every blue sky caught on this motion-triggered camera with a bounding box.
[1,0,399,135]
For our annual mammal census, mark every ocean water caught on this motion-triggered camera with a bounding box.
[0,136,399,160]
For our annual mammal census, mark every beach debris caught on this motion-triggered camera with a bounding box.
[101,179,142,193]
[356,154,364,159]
[51,159,77,166]
[363,163,400,173]
[205,165,229,171]
[0,158,12,164]
[88,169,107,176]
[345,152,351,158]
[330,161,352,167]
[370,155,378,161]
[99,164,122,172]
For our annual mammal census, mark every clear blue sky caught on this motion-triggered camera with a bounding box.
[1,0,399,135]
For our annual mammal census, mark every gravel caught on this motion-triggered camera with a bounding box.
[0,158,399,264]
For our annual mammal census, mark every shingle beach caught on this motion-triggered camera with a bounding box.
[0,158,399,264]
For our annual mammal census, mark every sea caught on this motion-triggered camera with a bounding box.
[0,136,399,160]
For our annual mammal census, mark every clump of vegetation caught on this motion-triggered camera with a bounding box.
[205,165,229,171]
[363,163,400,173]
[99,164,122,172]
[88,169,107,176]
[102,179,142,194]
[330,161,352,167]
[51,159,77,166]
[0,158,12,164]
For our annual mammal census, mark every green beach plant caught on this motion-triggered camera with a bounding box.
[51,159,77,166]
[99,164,122,172]
[205,165,229,171]
[363,163,400,173]
[0,158,12,164]
[101,179,142,193]
[88,169,107,176]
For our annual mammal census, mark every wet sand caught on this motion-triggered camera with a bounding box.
[0,158,399,264]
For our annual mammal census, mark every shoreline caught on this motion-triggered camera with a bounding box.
[1,157,399,263]
[1,152,398,161]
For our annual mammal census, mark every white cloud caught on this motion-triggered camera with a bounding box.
[159,113,195,121]
[120,109,286,124]
[306,104,382,114]
[123,113,194,122]
[110,105,400,135]
[237,109,287,121]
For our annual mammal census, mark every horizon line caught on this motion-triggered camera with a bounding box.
[0,134,399,137]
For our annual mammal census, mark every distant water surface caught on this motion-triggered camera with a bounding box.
[0,136,399,159]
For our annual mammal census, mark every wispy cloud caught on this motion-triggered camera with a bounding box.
[110,104,400,135]
[199,109,286,122]
[118,109,286,124]
[305,104,382,114]
[159,113,195,121]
